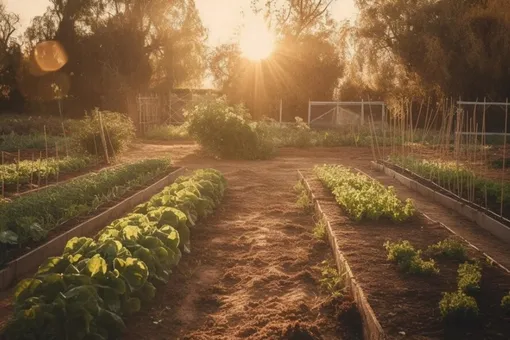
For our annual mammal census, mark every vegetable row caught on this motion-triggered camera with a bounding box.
[389,155,510,217]
[0,156,93,192]
[314,164,415,222]
[0,158,171,264]
[3,168,226,340]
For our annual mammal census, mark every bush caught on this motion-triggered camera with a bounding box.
[0,115,69,135]
[145,124,190,141]
[384,240,439,275]
[457,262,482,295]
[70,110,135,158]
[0,133,65,152]
[439,291,479,322]
[187,97,274,159]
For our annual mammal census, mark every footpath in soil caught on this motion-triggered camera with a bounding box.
[123,163,362,340]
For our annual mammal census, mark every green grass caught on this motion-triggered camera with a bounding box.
[0,133,66,152]
[145,124,190,141]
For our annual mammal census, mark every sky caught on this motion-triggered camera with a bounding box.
[4,0,358,46]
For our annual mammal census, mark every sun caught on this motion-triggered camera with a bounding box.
[239,16,275,60]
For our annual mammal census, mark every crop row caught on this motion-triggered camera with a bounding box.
[0,158,171,264]
[0,156,93,191]
[2,168,226,340]
[314,164,415,222]
[389,155,510,217]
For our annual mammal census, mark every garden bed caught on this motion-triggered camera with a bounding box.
[381,158,510,223]
[301,167,510,339]
[0,167,184,291]
[0,169,226,340]
[373,160,510,242]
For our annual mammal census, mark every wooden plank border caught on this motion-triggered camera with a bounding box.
[297,170,386,340]
[0,167,186,291]
[370,161,510,245]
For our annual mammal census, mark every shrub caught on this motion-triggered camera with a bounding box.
[457,262,482,295]
[501,292,510,313]
[70,110,135,158]
[187,97,274,159]
[0,115,69,135]
[439,291,479,321]
[427,238,468,261]
[384,240,439,275]
[145,123,190,141]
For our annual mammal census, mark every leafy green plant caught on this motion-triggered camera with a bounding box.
[457,262,482,295]
[187,97,275,159]
[384,240,439,275]
[0,114,72,135]
[0,158,171,264]
[145,123,190,141]
[313,219,327,240]
[439,291,479,322]
[501,292,510,313]
[389,155,510,219]
[315,165,415,222]
[0,132,66,152]
[319,260,345,298]
[427,238,468,261]
[69,110,135,158]
[3,168,226,340]
[0,156,93,191]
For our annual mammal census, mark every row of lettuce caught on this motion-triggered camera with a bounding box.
[2,168,226,339]
[314,164,510,324]
[0,159,171,265]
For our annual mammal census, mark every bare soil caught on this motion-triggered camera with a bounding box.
[2,143,510,339]
[123,154,364,340]
[303,171,510,339]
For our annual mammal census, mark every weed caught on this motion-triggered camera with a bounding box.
[313,219,327,240]
[296,191,313,213]
[319,260,345,298]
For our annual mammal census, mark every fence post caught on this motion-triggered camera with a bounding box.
[279,99,283,123]
[308,99,311,126]
[361,99,365,125]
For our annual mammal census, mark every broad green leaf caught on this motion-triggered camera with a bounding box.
[14,278,42,303]
[0,230,18,245]
[85,256,107,277]
[64,237,97,257]
[37,257,70,275]
[122,297,141,315]
[121,225,140,241]
[114,257,148,291]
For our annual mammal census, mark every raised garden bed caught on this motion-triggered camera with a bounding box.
[373,160,510,244]
[0,160,173,265]
[383,157,510,223]
[0,166,184,291]
[0,156,103,196]
[301,166,510,339]
[0,169,226,340]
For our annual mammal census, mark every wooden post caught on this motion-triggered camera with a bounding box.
[98,110,110,164]
[307,99,311,126]
[500,99,508,217]
[55,142,59,184]
[44,125,48,159]
[62,122,69,157]
[279,99,283,123]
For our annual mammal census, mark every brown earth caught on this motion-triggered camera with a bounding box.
[304,172,510,339]
[1,143,510,339]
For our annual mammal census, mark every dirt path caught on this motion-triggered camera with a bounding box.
[123,160,362,339]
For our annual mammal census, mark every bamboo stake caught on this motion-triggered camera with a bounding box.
[37,151,42,187]
[16,149,20,194]
[55,142,59,184]
[44,125,48,159]
[500,98,508,217]
[1,151,4,197]
[30,153,34,189]
[483,98,488,210]
[62,122,69,157]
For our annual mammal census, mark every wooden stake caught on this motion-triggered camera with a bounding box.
[500,98,508,217]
